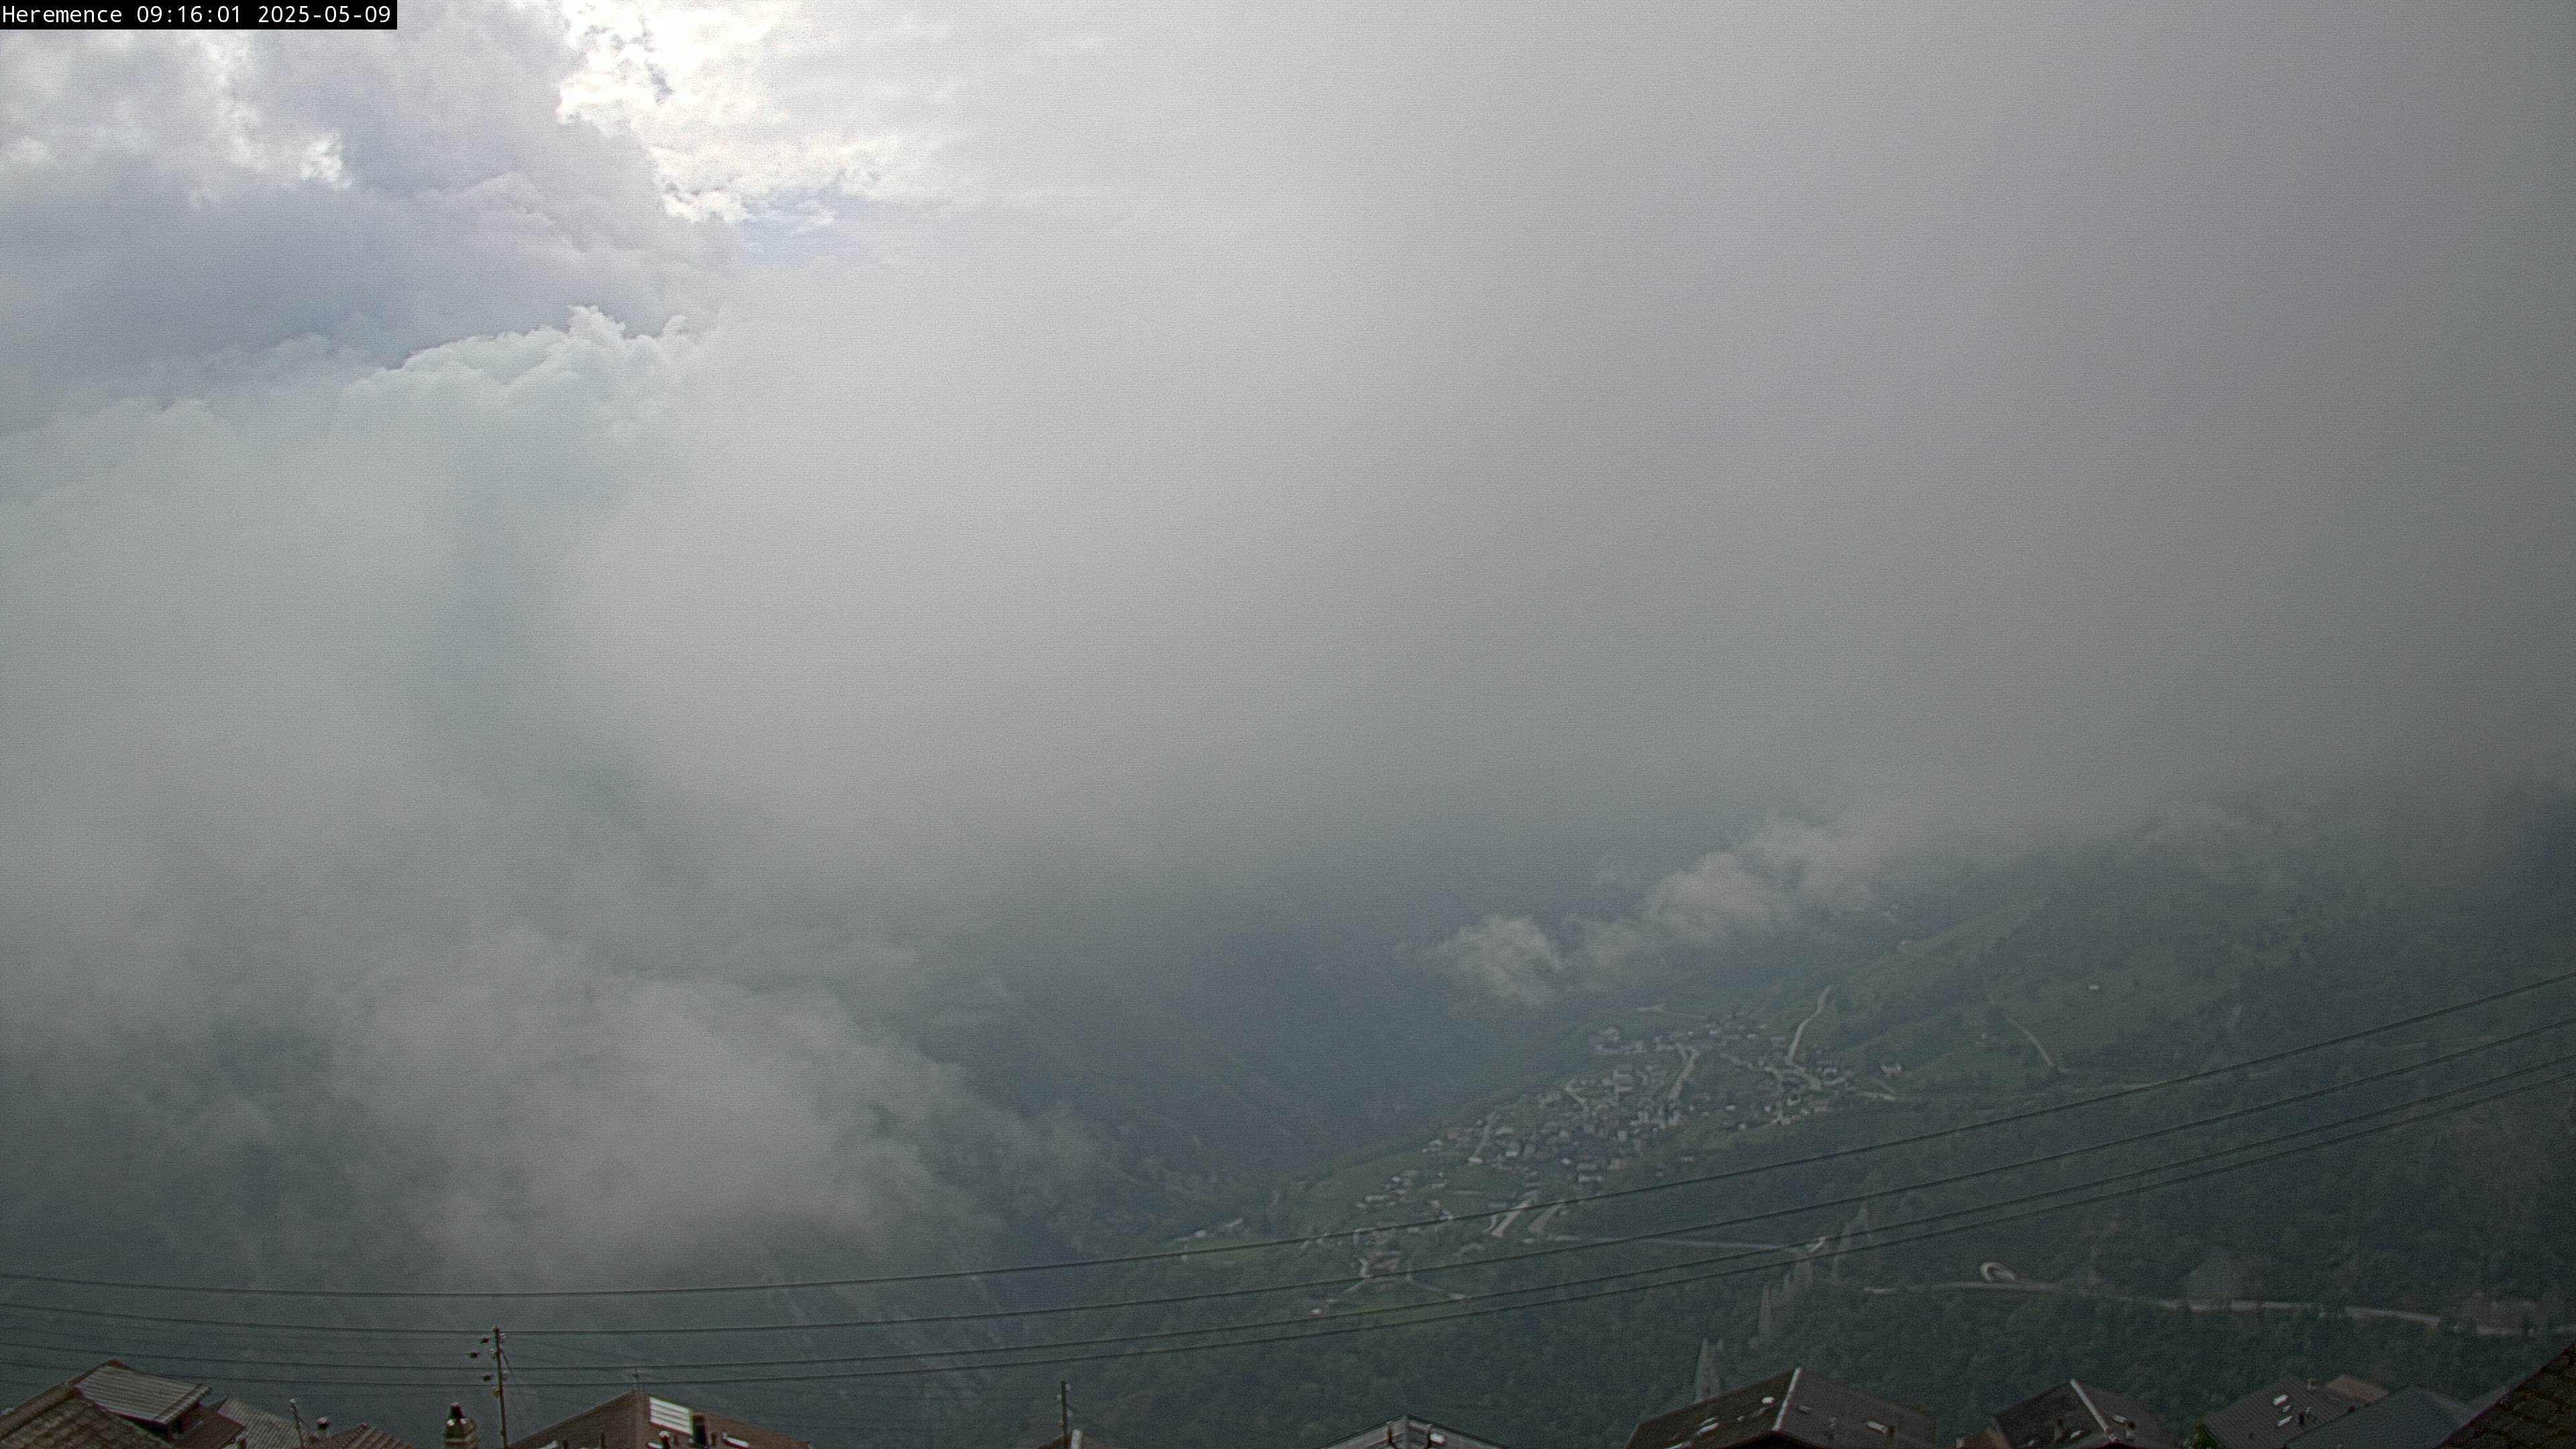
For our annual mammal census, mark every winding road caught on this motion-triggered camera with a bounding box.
[1786,986,1833,1064]
[1988,991,2060,1071]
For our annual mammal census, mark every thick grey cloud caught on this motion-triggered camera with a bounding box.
[598,0,2573,836]
[0,318,1091,1281]
[1431,804,1940,1005]
[1,0,2571,1282]
[0,8,721,426]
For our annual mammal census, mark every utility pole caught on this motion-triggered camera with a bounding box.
[288,1401,307,1448]
[1057,1381,1069,1447]
[474,1329,512,1449]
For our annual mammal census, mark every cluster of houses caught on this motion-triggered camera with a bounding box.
[1345,1013,1869,1242]
[0,1366,806,1449]
[1271,1346,2567,1449]
[5,1340,2569,1449]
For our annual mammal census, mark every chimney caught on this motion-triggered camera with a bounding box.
[445,1405,482,1449]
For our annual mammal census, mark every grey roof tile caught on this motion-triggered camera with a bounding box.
[1313,1416,1509,1449]
[2443,1338,2576,1449]
[1623,1367,1942,1449]
[2,1384,189,1449]
[72,1364,205,1430]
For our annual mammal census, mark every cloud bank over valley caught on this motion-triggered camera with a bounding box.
[1,1,2571,1286]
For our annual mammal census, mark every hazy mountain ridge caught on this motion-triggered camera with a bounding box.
[914,798,2576,1448]
[5,797,2571,1449]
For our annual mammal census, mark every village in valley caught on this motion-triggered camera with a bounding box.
[1232,1004,1891,1275]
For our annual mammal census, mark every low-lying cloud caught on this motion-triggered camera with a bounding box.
[3,0,2573,1288]
[1434,806,1937,1006]
[0,313,1096,1282]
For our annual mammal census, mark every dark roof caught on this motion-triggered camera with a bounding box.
[2441,1337,2576,1449]
[1621,1368,1942,1449]
[308,1427,413,1449]
[71,1366,206,1430]
[1990,1381,2178,1449]
[2282,1388,2473,1449]
[205,1401,299,1449]
[2322,1381,2390,1409]
[1,1386,187,1449]
[168,1413,246,1449]
[2206,1380,2374,1449]
[19,1363,307,1449]
[1314,1416,1509,1449]
[506,1393,806,1449]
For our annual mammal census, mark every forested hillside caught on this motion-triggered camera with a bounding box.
[896,800,2576,1449]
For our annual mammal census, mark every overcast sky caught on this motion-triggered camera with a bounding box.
[1,1,2571,1282]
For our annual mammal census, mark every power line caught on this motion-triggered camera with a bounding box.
[7,1008,2567,1356]
[0,1301,466,1342]
[553,1011,2576,1350]
[0,1351,928,1438]
[268,1018,2576,1371]
[10,1050,2563,1391]
[5,969,2565,1309]
[483,1049,2576,1382]
[0,1327,476,1367]
[584,1055,2576,1389]
[36,1054,2567,1394]
[0,1333,959,1402]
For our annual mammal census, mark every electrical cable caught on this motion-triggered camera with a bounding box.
[11,1049,2563,1391]
[486,1049,2576,1382]
[379,1019,2576,1366]
[583,1055,2576,1389]
[0,1333,951,1403]
[4,969,2564,1307]
[32,1055,2566,1393]
[8,1008,2567,1354]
